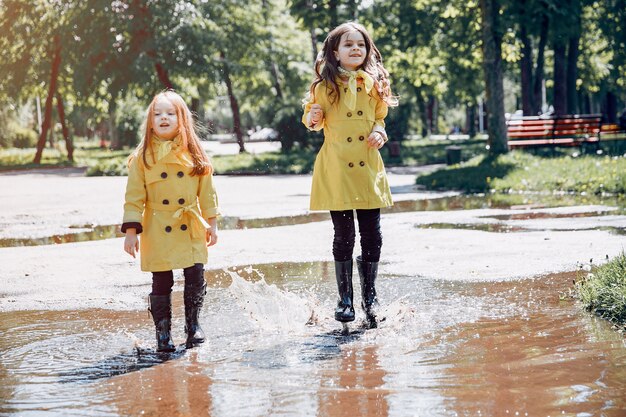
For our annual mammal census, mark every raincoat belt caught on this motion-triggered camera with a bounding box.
[146,201,210,239]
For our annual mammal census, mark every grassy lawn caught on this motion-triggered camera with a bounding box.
[0,137,488,176]
[0,141,131,174]
[415,151,626,196]
[576,252,626,331]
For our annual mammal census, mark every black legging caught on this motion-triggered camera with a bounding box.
[330,209,382,263]
[151,263,205,295]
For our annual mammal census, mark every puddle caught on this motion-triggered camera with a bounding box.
[485,210,615,221]
[416,222,527,233]
[3,194,618,248]
[1,262,625,416]
[0,224,125,247]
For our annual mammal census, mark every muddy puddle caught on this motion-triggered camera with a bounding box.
[1,262,625,416]
[3,194,625,248]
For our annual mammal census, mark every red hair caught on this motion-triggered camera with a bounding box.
[134,90,212,176]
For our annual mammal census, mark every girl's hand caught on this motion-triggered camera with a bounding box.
[206,217,218,247]
[124,231,139,258]
[309,104,324,125]
[367,131,385,149]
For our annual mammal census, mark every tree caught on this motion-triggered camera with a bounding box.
[480,0,508,154]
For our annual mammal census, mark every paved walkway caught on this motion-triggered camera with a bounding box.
[1,168,626,312]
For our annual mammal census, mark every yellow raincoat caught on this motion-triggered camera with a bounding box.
[122,137,219,272]
[302,80,393,211]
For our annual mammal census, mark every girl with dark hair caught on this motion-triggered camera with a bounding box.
[302,22,398,329]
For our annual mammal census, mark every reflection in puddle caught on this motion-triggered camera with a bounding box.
[1,262,626,416]
[0,224,124,247]
[416,222,527,233]
[486,209,615,221]
[3,194,625,248]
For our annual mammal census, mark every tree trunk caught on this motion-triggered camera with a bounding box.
[566,35,580,115]
[108,98,120,150]
[34,35,62,164]
[310,26,318,64]
[532,14,549,115]
[605,91,617,123]
[553,41,567,115]
[155,62,174,90]
[262,0,283,101]
[480,0,508,155]
[427,96,435,134]
[466,103,477,138]
[328,0,338,29]
[520,25,534,115]
[221,50,245,153]
[56,92,73,162]
[519,0,534,115]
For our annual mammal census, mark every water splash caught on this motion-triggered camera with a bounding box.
[225,267,317,334]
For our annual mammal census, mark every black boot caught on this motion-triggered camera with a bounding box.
[334,259,355,322]
[184,281,207,348]
[149,294,176,352]
[357,256,379,329]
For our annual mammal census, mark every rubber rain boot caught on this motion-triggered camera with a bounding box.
[149,294,176,352]
[334,259,355,322]
[184,281,207,348]
[357,256,379,329]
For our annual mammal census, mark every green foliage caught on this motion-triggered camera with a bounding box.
[415,152,521,193]
[393,138,486,166]
[416,151,626,195]
[86,158,129,177]
[386,103,412,142]
[9,123,38,148]
[212,148,316,175]
[576,252,626,328]
[273,104,320,153]
[115,95,145,148]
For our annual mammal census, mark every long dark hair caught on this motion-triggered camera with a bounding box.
[308,22,398,107]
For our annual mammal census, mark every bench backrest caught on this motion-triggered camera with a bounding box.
[507,114,602,140]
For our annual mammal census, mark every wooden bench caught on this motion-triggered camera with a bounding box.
[506,114,602,149]
[600,123,626,140]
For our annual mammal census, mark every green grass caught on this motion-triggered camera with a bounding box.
[416,151,626,196]
[576,253,626,330]
[0,141,132,174]
[1,137,488,176]
[384,138,487,166]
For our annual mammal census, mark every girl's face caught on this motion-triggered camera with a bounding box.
[152,96,179,140]
[334,30,367,71]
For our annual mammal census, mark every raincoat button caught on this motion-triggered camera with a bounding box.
[347,112,352,117]
[348,162,354,168]
[177,171,184,178]
[357,87,362,92]
[359,136,365,141]
[347,137,352,142]
[165,226,172,233]
[178,198,185,205]
[161,172,167,179]
[357,110,363,116]
[344,88,348,93]
[359,161,365,167]
[163,199,169,205]
[181,224,188,231]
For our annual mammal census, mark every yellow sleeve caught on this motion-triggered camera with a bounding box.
[198,171,219,219]
[122,155,146,224]
[302,83,327,131]
[373,87,388,129]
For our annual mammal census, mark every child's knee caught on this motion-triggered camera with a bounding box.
[183,263,205,286]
